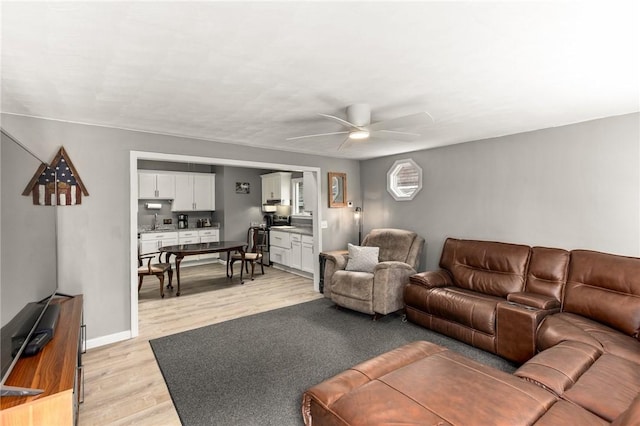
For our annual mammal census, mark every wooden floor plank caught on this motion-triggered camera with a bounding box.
[78,263,321,425]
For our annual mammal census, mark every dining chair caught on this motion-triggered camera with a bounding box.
[138,251,173,298]
[230,227,266,280]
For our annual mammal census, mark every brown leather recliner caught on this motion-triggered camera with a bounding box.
[323,228,424,318]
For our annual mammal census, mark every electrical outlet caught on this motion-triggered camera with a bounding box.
[321,220,328,229]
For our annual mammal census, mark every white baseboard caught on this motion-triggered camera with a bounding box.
[86,330,132,350]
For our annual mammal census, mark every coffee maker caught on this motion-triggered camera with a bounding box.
[177,214,189,229]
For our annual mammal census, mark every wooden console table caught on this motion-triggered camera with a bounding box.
[1,295,84,426]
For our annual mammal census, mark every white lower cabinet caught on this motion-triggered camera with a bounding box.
[199,229,220,261]
[290,234,302,270]
[270,246,290,267]
[178,230,200,261]
[139,232,178,265]
[270,230,291,267]
[301,235,314,273]
[270,230,313,274]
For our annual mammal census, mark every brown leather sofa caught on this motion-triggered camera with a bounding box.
[302,239,640,425]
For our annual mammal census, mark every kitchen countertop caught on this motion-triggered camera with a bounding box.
[270,225,313,236]
[138,225,219,234]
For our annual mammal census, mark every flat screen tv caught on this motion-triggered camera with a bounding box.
[1,128,59,396]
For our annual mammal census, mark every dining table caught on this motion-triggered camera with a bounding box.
[159,240,247,296]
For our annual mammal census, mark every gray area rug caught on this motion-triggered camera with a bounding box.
[150,298,516,426]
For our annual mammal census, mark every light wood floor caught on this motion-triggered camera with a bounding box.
[78,262,322,425]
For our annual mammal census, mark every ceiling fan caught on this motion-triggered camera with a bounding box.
[286,103,434,150]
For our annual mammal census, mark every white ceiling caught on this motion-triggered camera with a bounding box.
[2,1,638,160]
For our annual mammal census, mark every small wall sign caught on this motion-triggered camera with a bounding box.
[23,147,89,206]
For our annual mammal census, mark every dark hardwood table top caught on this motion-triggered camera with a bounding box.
[159,241,246,256]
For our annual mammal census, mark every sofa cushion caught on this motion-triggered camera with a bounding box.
[538,313,640,365]
[526,246,569,302]
[362,228,420,266]
[611,393,640,426]
[414,287,504,335]
[344,243,379,273]
[563,353,640,422]
[331,270,373,301]
[535,400,609,426]
[564,250,640,337]
[439,238,530,297]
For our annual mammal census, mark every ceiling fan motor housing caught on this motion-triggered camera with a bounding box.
[346,104,371,127]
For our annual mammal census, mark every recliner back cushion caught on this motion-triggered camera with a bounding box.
[525,247,569,302]
[440,238,530,297]
[565,250,640,337]
[363,228,419,267]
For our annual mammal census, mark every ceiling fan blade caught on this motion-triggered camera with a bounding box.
[337,137,353,151]
[318,113,361,131]
[369,111,434,131]
[286,131,349,141]
[373,129,422,141]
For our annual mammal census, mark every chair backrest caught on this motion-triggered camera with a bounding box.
[247,227,267,254]
[362,228,424,270]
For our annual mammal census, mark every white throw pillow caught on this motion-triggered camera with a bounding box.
[345,243,379,273]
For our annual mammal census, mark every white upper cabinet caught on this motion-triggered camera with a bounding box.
[172,172,215,211]
[138,171,176,199]
[261,172,292,205]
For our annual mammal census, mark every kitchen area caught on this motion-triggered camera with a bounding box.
[137,160,316,287]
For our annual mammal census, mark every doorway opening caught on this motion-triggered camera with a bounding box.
[130,151,322,337]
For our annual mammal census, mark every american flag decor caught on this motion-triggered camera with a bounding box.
[23,147,89,206]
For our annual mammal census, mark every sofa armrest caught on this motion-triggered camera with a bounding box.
[372,261,417,315]
[409,270,453,289]
[322,252,348,299]
[496,301,561,363]
[507,292,560,310]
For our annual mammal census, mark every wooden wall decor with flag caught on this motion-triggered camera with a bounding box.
[22,147,89,206]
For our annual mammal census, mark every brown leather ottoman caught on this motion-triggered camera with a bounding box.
[302,341,560,426]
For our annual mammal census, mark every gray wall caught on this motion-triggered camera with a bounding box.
[0,114,361,342]
[361,113,640,271]
[218,166,265,243]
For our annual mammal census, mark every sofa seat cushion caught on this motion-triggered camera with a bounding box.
[409,287,503,335]
[331,270,373,301]
[538,313,640,364]
[534,401,608,426]
[303,341,556,426]
[564,353,640,422]
[516,340,640,422]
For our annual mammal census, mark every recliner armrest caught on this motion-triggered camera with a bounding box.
[324,252,348,270]
[409,270,453,289]
[322,252,348,299]
[507,292,560,310]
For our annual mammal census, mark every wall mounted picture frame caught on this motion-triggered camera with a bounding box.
[328,172,347,208]
[236,182,250,194]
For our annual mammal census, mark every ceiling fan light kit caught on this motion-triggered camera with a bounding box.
[348,130,370,140]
